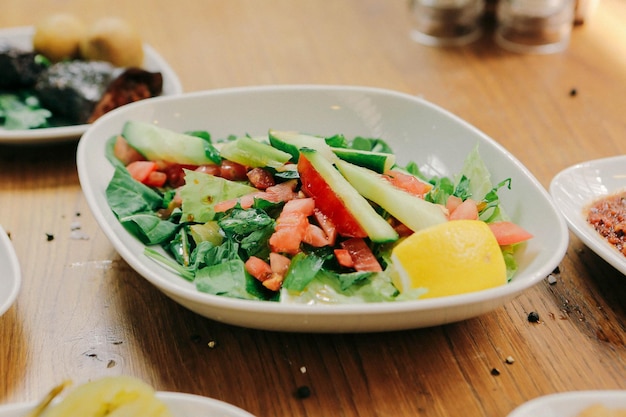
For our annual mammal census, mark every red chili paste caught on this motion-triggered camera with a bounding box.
[586,191,626,256]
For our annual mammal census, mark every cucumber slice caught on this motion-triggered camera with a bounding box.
[331,147,396,173]
[122,120,219,165]
[300,148,398,243]
[219,136,292,169]
[268,129,336,162]
[336,159,447,232]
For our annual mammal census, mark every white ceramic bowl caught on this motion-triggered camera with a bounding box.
[77,85,569,333]
[0,225,21,317]
[507,390,626,417]
[550,155,626,275]
[0,392,255,417]
[0,26,183,144]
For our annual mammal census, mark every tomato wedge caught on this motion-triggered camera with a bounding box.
[340,237,382,272]
[298,154,367,238]
[334,248,354,268]
[449,199,479,221]
[383,170,432,197]
[245,256,273,282]
[488,221,533,246]
[247,167,275,190]
[144,171,167,187]
[125,160,165,186]
[214,179,299,213]
[269,198,315,254]
[114,135,145,165]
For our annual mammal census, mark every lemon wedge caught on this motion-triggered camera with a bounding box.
[391,220,507,298]
[38,376,172,417]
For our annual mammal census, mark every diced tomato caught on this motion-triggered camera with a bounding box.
[144,171,167,187]
[245,254,290,292]
[264,179,299,202]
[214,194,260,213]
[158,163,202,188]
[303,224,331,247]
[114,135,145,165]
[269,199,313,254]
[446,195,463,213]
[259,253,291,292]
[334,248,354,268]
[214,180,299,213]
[340,238,382,272]
[282,197,315,216]
[393,221,414,237]
[449,198,479,221]
[270,252,291,276]
[247,167,275,190]
[262,274,284,292]
[126,160,159,183]
[220,160,248,181]
[245,256,273,282]
[298,154,367,238]
[488,221,533,246]
[383,170,432,197]
[313,209,337,246]
[195,164,221,176]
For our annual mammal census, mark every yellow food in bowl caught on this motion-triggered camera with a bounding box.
[33,376,171,417]
[577,403,626,417]
[80,17,144,67]
[391,220,507,298]
[33,13,86,62]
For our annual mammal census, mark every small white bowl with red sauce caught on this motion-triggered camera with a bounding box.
[550,155,626,276]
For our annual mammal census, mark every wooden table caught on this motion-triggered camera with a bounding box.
[1,1,625,416]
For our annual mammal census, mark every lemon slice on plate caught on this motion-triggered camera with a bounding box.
[391,220,507,299]
[36,376,171,417]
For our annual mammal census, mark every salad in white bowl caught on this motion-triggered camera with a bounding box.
[77,85,568,332]
[104,121,531,304]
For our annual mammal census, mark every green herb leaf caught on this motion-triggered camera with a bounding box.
[195,258,261,300]
[282,252,325,292]
[0,92,52,130]
[106,166,164,218]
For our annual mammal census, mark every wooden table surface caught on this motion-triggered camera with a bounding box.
[1,1,625,416]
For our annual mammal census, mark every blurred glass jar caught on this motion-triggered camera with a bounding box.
[495,0,575,53]
[410,0,486,46]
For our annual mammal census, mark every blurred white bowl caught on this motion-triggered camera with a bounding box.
[0,225,21,317]
[0,392,255,417]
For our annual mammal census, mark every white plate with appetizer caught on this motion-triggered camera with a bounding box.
[0,25,183,145]
[77,84,568,333]
[550,155,626,276]
[0,224,20,317]
[507,390,626,417]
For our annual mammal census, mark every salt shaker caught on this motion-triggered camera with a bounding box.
[410,0,486,46]
[494,0,575,53]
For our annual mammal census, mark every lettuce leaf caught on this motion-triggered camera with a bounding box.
[280,269,398,304]
[179,169,256,223]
